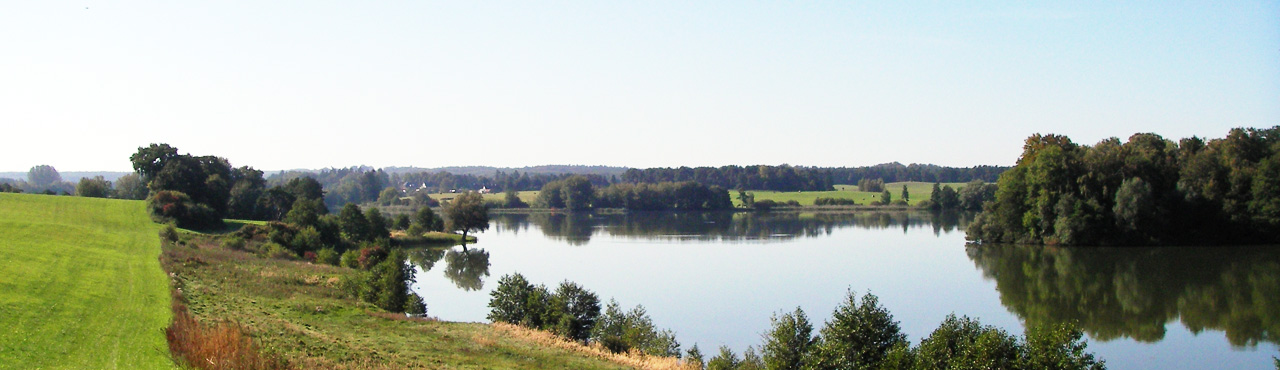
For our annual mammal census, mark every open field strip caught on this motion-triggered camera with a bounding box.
[0,193,173,369]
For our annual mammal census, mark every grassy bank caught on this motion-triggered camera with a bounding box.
[0,193,173,369]
[164,232,638,369]
[737,182,968,207]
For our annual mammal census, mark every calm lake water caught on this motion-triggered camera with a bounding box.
[408,211,1280,370]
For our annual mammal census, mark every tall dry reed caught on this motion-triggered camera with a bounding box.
[492,322,699,370]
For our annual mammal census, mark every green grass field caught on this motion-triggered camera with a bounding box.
[738,182,969,207]
[425,190,539,204]
[0,193,174,369]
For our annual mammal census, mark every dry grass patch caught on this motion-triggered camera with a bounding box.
[492,322,698,370]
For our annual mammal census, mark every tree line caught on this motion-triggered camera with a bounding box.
[968,127,1280,246]
[535,176,734,211]
[488,273,1105,370]
[267,167,611,209]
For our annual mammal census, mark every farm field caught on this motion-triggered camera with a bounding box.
[736,181,969,207]
[0,193,173,369]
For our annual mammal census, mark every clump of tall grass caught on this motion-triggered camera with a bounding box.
[165,293,288,370]
[492,322,696,370]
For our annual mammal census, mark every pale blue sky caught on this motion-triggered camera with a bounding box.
[2,1,1277,172]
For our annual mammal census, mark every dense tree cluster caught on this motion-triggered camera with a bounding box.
[0,165,76,194]
[622,165,834,192]
[968,127,1280,245]
[831,163,1008,184]
[718,290,1105,370]
[857,178,885,192]
[535,176,733,211]
[488,273,682,357]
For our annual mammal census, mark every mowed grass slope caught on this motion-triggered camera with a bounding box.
[0,193,173,369]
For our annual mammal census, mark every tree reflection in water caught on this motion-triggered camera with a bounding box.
[490,210,971,245]
[407,245,492,291]
[966,243,1280,347]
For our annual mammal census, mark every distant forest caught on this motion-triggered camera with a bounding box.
[263,163,1008,208]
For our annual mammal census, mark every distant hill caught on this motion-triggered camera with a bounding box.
[0,171,131,182]
[381,165,631,177]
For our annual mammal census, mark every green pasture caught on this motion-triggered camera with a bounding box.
[737,182,969,207]
[425,190,539,205]
[0,193,174,369]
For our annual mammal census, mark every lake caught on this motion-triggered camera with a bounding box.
[408,211,1280,369]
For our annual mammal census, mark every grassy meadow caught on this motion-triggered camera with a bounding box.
[735,182,968,207]
[0,193,174,369]
[164,234,651,369]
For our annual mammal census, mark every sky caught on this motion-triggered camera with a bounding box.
[2,1,1277,172]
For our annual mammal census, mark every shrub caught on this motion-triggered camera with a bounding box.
[810,290,907,370]
[591,300,680,357]
[290,226,322,254]
[260,242,293,259]
[303,251,317,262]
[160,224,180,244]
[358,246,389,270]
[405,293,427,316]
[762,307,816,370]
[315,248,340,266]
[488,273,536,324]
[221,236,246,250]
[785,200,801,207]
[915,314,1020,370]
[814,197,857,206]
[753,199,778,211]
[353,250,417,312]
[147,190,222,230]
[339,249,360,269]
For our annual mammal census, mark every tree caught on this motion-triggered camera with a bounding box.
[504,189,529,208]
[366,208,390,240]
[901,185,909,203]
[762,307,816,370]
[392,214,411,230]
[880,190,892,205]
[687,345,706,370]
[27,165,62,188]
[1020,323,1106,370]
[810,291,907,370]
[413,206,444,234]
[561,175,595,211]
[488,273,535,324]
[114,173,148,200]
[228,166,265,219]
[75,176,112,198]
[130,143,179,181]
[707,346,739,370]
[551,281,602,342]
[338,203,371,242]
[445,192,489,240]
[914,314,1020,370]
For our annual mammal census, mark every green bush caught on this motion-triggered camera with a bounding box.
[315,248,340,266]
[220,236,246,250]
[159,224,179,244]
[340,249,360,269]
[405,293,427,316]
[260,242,294,259]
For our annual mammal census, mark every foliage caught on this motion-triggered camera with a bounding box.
[147,190,223,229]
[592,300,681,357]
[338,203,371,242]
[75,175,113,198]
[624,164,835,192]
[762,307,816,370]
[914,314,1021,370]
[352,249,420,313]
[810,290,907,370]
[487,274,603,343]
[114,173,149,200]
[504,189,530,208]
[444,192,490,239]
[687,345,706,369]
[413,206,445,235]
[365,207,390,241]
[858,178,885,192]
[315,248,340,266]
[595,181,733,211]
[968,127,1280,245]
[707,346,739,370]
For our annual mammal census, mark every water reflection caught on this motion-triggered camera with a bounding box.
[966,244,1280,347]
[408,246,492,291]
[490,210,971,245]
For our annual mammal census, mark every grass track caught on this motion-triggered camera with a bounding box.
[0,193,173,369]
